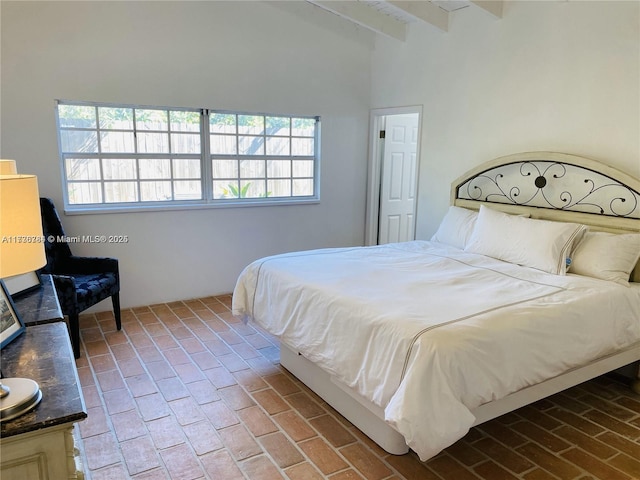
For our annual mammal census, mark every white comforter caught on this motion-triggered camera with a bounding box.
[232,241,640,461]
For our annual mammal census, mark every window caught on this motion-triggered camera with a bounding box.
[56,101,319,211]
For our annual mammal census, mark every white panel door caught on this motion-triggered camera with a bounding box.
[378,113,419,244]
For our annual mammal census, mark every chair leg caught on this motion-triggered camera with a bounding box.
[112,293,122,331]
[68,313,80,359]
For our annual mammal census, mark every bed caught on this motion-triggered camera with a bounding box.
[232,151,640,462]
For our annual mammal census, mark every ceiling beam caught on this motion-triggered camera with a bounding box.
[388,1,449,32]
[470,0,503,18]
[307,1,407,41]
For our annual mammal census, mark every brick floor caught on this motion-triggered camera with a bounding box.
[76,295,640,479]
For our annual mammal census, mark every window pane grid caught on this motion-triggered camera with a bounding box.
[58,101,318,207]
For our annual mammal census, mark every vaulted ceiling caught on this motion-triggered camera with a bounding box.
[306,0,503,40]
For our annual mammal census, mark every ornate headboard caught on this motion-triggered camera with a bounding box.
[450,152,640,283]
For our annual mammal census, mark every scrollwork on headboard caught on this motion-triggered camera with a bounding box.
[456,154,640,219]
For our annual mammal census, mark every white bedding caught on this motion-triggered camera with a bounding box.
[232,241,640,461]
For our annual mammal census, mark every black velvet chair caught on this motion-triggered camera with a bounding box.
[39,198,121,358]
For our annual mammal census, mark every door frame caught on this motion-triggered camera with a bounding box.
[365,105,423,245]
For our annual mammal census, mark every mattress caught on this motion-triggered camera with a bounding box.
[232,240,640,460]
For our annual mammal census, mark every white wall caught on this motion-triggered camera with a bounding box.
[371,0,640,240]
[1,1,374,308]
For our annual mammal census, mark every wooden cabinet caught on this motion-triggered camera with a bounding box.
[1,318,87,479]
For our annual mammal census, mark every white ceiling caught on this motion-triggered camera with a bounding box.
[306,0,502,39]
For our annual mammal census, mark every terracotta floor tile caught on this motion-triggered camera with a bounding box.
[443,439,486,467]
[426,454,482,480]
[117,357,146,378]
[90,353,117,373]
[163,346,192,366]
[561,448,632,480]
[169,396,206,425]
[83,432,122,470]
[88,463,129,480]
[554,425,617,459]
[146,359,176,381]
[260,432,305,468]
[607,452,640,479]
[246,354,281,376]
[274,410,317,442]
[204,365,238,389]
[583,409,640,439]
[299,437,349,475]
[200,449,245,479]
[265,372,302,396]
[285,462,326,480]
[121,435,162,475]
[328,470,367,480]
[339,443,393,480]
[545,407,605,436]
[146,415,186,449]
[478,421,528,448]
[244,332,274,350]
[111,409,147,442]
[201,399,240,429]
[110,343,137,361]
[253,388,292,415]
[76,294,640,480]
[516,443,581,479]
[174,361,207,384]
[102,388,135,415]
[596,431,640,459]
[82,384,102,408]
[240,454,286,479]
[233,368,269,391]
[153,334,180,351]
[79,405,111,438]
[219,384,256,411]
[579,394,637,421]
[126,373,158,397]
[96,369,126,392]
[159,443,205,480]
[219,423,263,460]
[511,420,571,452]
[85,339,110,357]
[237,405,279,437]
[217,352,250,372]
[156,376,190,402]
[191,350,221,370]
[135,392,172,421]
[183,420,224,455]
[231,341,261,360]
[310,415,357,448]
[186,378,221,405]
[285,392,326,419]
[143,322,170,337]
[180,336,208,354]
[136,344,164,363]
[473,437,534,474]
[473,460,520,480]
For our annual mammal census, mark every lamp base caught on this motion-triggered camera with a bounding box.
[0,378,42,422]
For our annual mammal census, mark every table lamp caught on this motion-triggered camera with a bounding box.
[0,173,47,421]
[0,159,18,175]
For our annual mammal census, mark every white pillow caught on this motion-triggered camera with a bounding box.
[569,231,640,286]
[431,206,478,249]
[465,205,586,275]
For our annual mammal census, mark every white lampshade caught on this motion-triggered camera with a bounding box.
[0,174,47,278]
[0,160,18,175]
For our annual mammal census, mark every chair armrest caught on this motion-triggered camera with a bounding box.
[60,256,119,276]
[51,274,76,290]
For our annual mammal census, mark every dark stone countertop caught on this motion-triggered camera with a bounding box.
[12,274,64,326]
[0,322,87,438]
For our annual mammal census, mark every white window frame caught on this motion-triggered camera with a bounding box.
[56,100,320,214]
